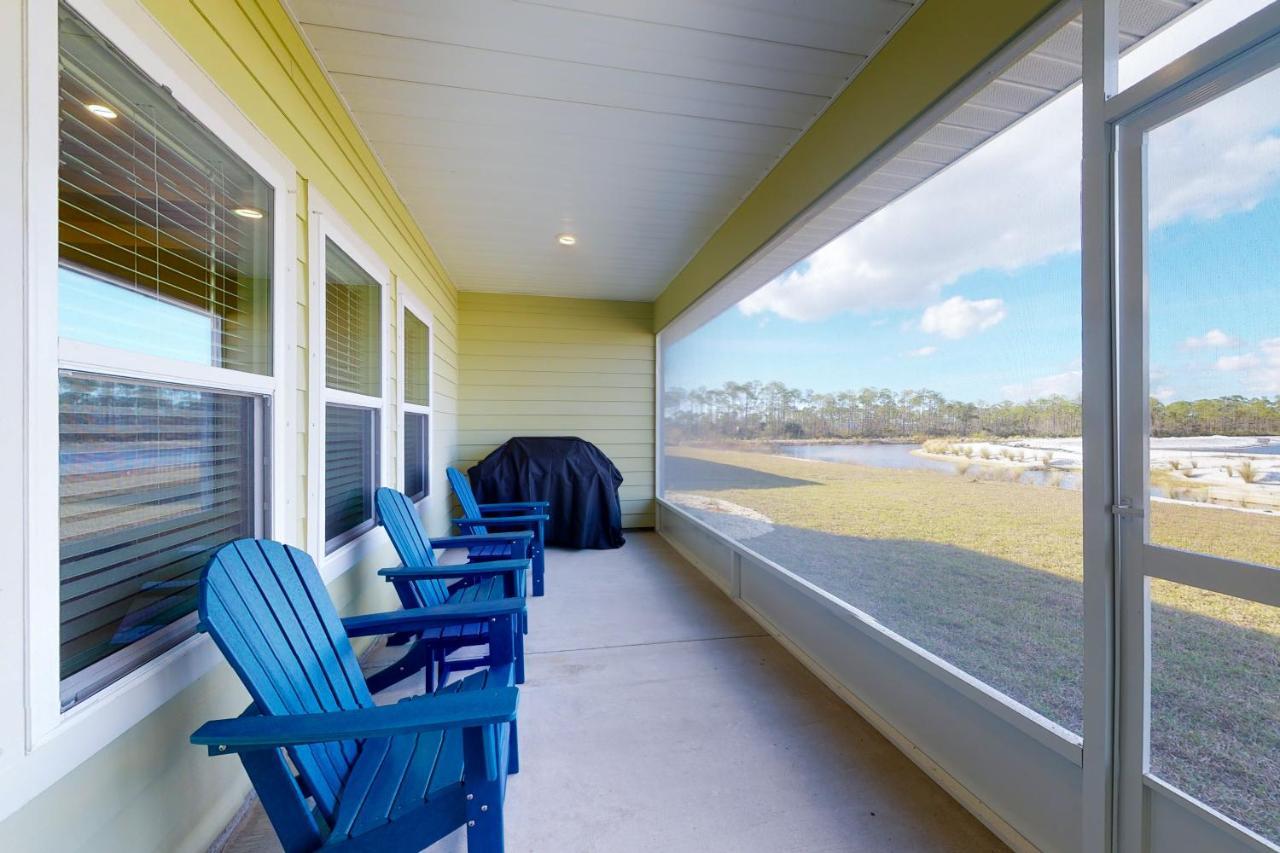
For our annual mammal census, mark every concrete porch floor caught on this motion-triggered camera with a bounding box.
[221,532,1007,852]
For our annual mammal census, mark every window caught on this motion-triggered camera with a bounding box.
[54,4,276,707]
[321,236,385,552]
[400,293,433,502]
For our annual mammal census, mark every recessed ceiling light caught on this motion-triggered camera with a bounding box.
[557,233,577,246]
[232,207,265,220]
[85,103,117,119]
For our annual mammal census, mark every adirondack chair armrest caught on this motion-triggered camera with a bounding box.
[377,558,530,582]
[479,501,550,513]
[431,532,533,549]
[191,688,520,755]
[340,598,526,637]
[457,514,549,525]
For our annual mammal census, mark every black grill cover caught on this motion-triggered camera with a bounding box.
[468,437,625,549]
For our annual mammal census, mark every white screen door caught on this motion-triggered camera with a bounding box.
[1114,26,1280,853]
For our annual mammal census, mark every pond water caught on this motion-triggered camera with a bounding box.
[775,443,1083,491]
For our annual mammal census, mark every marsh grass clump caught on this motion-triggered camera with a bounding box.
[999,448,1014,461]
[1168,459,1183,472]
[961,445,975,458]
[979,447,993,460]
[1225,464,1236,478]
[1040,453,1055,470]
[1239,460,1261,484]
[953,461,972,476]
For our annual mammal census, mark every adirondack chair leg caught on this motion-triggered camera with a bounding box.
[507,719,520,775]
[532,522,545,597]
[463,727,506,853]
[514,629,525,685]
[239,748,324,853]
[439,654,453,686]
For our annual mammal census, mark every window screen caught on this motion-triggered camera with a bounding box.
[58,373,262,704]
[325,404,378,549]
[404,411,429,501]
[58,5,273,374]
[325,239,381,397]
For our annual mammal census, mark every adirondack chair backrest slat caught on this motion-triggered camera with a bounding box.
[447,467,487,534]
[374,487,449,607]
[200,539,374,822]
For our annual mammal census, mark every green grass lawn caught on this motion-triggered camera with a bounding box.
[665,445,1280,841]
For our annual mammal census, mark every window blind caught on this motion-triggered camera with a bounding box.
[404,412,429,501]
[404,311,430,406]
[58,5,273,374]
[58,373,260,692]
[325,404,378,549]
[325,239,381,397]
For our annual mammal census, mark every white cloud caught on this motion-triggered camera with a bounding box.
[738,0,1280,324]
[919,297,1006,340]
[1183,328,1240,349]
[1001,369,1082,402]
[1205,339,1280,393]
[1216,353,1261,371]
[906,346,938,358]
[1153,386,1177,403]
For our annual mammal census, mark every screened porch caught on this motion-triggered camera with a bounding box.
[5,1,1280,852]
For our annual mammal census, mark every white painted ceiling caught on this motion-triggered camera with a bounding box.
[665,0,1201,340]
[287,0,923,300]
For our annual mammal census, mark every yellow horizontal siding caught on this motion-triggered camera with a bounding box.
[456,293,655,528]
[0,2,462,850]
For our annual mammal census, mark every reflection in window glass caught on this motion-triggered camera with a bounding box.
[325,404,378,550]
[1145,63,1280,571]
[404,310,431,407]
[58,2,273,374]
[325,239,381,397]
[59,374,260,695]
[1149,581,1280,841]
[404,412,429,502]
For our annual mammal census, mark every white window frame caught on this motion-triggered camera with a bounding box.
[398,281,435,504]
[5,0,296,820]
[307,189,392,579]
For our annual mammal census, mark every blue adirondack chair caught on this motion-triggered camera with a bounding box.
[447,467,549,596]
[191,538,521,853]
[375,487,532,689]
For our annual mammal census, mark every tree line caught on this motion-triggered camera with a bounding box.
[663,381,1280,440]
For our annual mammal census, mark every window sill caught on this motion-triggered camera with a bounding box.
[0,628,223,824]
[321,524,393,584]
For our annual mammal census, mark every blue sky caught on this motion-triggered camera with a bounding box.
[666,0,1280,406]
[666,192,1280,403]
